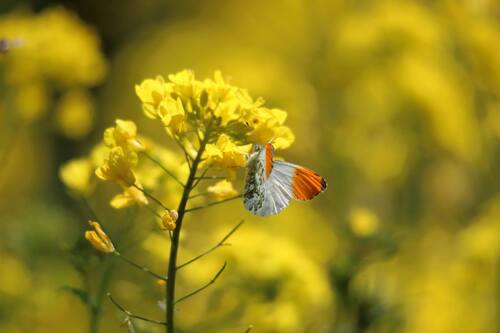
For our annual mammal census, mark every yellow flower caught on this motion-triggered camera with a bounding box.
[85,221,115,253]
[95,147,137,187]
[205,134,252,168]
[135,76,170,119]
[59,158,93,194]
[160,210,178,231]
[135,70,294,151]
[158,97,186,135]
[56,89,94,139]
[168,69,199,104]
[0,7,107,125]
[245,107,295,149]
[110,185,148,209]
[349,207,379,237]
[104,119,144,151]
[207,180,238,199]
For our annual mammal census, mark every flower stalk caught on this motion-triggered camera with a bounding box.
[108,293,167,326]
[165,129,211,332]
[177,220,244,270]
[174,261,227,304]
[114,251,167,282]
[185,194,243,213]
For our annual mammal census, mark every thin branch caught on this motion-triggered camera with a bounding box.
[175,262,227,304]
[177,220,245,270]
[141,151,184,187]
[131,183,170,211]
[194,175,226,180]
[143,204,163,219]
[191,168,209,189]
[245,325,254,333]
[107,293,166,326]
[114,252,167,281]
[173,136,193,168]
[185,194,243,213]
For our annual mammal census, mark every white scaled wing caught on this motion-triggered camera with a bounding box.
[244,159,295,216]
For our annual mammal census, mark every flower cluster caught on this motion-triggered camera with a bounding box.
[0,7,106,138]
[135,70,295,168]
[60,119,186,210]
[59,70,295,332]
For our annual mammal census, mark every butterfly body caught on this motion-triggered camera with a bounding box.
[244,143,327,216]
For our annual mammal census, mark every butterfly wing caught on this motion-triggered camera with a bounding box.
[244,144,279,216]
[286,162,327,201]
[244,143,327,216]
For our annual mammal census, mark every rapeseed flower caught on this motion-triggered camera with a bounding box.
[95,147,137,187]
[204,134,252,168]
[104,119,145,152]
[135,70,294,168]
[85,221,115,253]
[0,7,106,136]
[160,210,178,231]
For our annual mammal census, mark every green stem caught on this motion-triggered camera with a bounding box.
[141,151,184,187]
[185,194,242,213]
[131,183,170,210]
[165,132,210,333]
[177,220,244,270]
[108,293,166,325]
[89,260,115,333]
[194,175,226,180]
[114,251,167,281]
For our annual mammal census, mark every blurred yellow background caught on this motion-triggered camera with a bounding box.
[1,0,499,332]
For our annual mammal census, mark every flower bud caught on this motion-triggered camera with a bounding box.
[85,221,115,253]
[160,210,178,231]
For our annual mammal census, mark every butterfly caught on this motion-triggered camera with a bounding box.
[243,143,327,216]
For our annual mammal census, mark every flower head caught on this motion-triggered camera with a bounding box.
[135,70,294,166]
[245,107,295,149]
[104,119,144,152]
[160,210,178,231]
[135,76,170,119]
[204,134,252,168]
[85,221,115,253]
[95,147,137,187]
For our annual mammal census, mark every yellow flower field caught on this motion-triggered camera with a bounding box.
[0,1,499,332]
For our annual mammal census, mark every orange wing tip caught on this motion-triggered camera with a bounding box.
[265,143,274,178]
[292,167,327,201]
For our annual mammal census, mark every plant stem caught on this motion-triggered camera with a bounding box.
[108,293,166,325]
[165,132,209,333]
[174,261,227,304]
[177,220,244,270]
[141,151,184,187]
[131,183,170,210]
[185,194,242,213]
[114,251,167,281]
[89,260,115,333]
